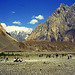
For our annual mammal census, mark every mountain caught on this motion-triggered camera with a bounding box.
[0,23,25,52]
[10,31,31,41]
[27,3,75,42]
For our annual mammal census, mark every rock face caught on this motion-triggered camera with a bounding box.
[27,3,75,42]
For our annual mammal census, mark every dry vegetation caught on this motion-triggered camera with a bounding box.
[22,41,75,52]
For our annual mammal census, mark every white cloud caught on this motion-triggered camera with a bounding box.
[29,19,38,24]
[12,11,15,13]
[12,21,21,25]
[32,15,44,20]
[1,23,33,33]
[35,15,44,20]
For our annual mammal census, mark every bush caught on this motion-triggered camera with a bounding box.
[0,52,5,56]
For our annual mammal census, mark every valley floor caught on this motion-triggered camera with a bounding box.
[0,54,75,75]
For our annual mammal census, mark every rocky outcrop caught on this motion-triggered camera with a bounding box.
[27,3,75,42]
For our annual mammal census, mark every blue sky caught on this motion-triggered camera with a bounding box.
[0,0,74,31]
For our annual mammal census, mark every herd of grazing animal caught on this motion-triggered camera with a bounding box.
[0,53,73,63]
[39,53,73,59]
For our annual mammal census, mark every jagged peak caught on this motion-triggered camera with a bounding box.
[60,3,65,7]
[59,3,69,8]
[55,3,69,14]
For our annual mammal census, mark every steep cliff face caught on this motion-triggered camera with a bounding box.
[27,3,75,42]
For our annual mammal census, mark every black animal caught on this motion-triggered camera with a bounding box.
[56,54,58,58]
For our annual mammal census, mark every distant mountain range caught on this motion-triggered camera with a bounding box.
[27,3,75,42]
[9,31,31,41]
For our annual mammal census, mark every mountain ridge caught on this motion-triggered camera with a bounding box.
[27,3,75,42]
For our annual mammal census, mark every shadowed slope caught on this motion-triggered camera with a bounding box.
[0,23,23,52]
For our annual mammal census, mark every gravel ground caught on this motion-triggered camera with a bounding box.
[0,56,75,75]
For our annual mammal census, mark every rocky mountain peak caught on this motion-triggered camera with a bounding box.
[59,3,68,8]
[27,3,75,42]
[55,3,69,15]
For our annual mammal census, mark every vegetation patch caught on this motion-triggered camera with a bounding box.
[0,52,21,56]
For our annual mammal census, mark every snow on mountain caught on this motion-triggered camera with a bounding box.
[9,30,32,41]
[1,23,33,41]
